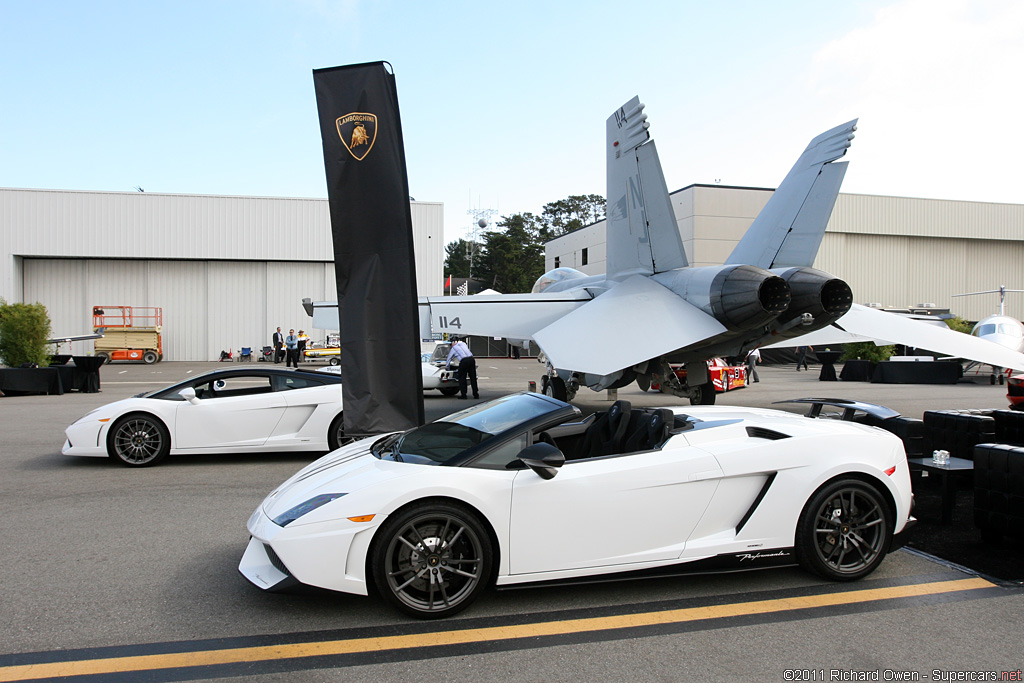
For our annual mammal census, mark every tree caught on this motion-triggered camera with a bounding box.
[474,213,546,293]
[443,239,476,280]
[541,194,606,239]
[0,299,52,367]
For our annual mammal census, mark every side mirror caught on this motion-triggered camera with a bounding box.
[517,442,565,480]
[179,387,200,405]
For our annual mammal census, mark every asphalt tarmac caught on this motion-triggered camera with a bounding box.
[1,359,1021,682]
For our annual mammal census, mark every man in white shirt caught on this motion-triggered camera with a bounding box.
[746,348,761,384]
[445,337,479,400]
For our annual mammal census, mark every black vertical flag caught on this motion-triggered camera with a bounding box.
[313,62,424,437]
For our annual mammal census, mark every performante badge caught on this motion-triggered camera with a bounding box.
[336,112,378,161]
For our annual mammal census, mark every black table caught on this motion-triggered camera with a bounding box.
[839,359,876,381]
[815,351,841,381]
[871,361,963,384]
[0,367,65,395]
[71,356,103,393]
[908,456,974,524]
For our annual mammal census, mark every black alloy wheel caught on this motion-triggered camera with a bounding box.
[108,414,170,467]
[371,502,492,619]
[796,479,892,581]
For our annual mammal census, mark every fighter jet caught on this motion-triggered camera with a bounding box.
[313,97,1024,403]
[415,97,862,403]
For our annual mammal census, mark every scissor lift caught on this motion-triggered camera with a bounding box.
[92,306,163,364]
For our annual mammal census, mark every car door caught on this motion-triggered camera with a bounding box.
[266,375,342,448]
[174,374,287,450]
[508,443,723,575]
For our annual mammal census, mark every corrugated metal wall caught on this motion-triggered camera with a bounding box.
[24,258,345,360]
[3,188,444,361]
[544,186,1024,323]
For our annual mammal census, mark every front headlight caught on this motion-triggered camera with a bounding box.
[272,493,347,527]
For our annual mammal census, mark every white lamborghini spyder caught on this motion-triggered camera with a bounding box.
[239,393,915,618]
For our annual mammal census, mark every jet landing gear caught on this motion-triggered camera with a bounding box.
[540,374,577,402]
[655,361,716,406]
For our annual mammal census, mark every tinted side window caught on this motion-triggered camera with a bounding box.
[468,434,528,470]
[279,375,325,390]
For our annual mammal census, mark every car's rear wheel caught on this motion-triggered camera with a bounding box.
[371,502,492,619]
[142,350,158,364]
[329,357,340,366]
[439,387,459,396]
[327,413,357,450]
[108,414,170,467]
[95,352,110,365]
[796,478,892,581]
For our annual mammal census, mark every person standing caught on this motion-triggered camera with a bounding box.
[285,329,299,368]
[272,327,284,363]
[297,330,309,362]
[796,345,813,371]
[446,336,479,400]
[746,348,761,384]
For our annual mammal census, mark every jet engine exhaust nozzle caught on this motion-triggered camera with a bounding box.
[772,267,853,330]
[710,265,792,331]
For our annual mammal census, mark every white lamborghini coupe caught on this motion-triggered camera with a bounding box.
[63,367,347,467]
[239,393,915,619]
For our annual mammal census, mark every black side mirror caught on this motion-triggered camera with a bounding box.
[517,442,565,480]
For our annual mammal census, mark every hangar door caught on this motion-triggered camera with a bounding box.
[22,258,334,361]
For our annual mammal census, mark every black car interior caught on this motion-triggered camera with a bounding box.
[539,400,690,460]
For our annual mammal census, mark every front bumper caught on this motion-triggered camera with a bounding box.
[62,421,108,457]
[239,506,378,596]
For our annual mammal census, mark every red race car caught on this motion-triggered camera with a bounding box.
[651,358,748,393]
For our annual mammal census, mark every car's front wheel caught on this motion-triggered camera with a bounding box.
[796,478,892,581]
[107,414,170,467]
[371,502,492,619]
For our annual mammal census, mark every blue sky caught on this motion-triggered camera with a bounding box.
[2,0,1021,243]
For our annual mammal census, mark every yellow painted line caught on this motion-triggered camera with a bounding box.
[0,577,995,681]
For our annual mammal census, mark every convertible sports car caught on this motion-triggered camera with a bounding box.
[63,366,347,467]
[239,393,915,618]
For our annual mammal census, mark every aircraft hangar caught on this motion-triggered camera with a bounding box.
[3,185,1023,362]
[0,187,443,360]
[545,184,1024,324]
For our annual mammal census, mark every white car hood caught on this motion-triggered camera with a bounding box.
[261,439,415,521]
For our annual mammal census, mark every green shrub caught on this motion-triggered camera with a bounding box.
[839,341,895,364]
[944,316,974,334]
[0,299,52,367]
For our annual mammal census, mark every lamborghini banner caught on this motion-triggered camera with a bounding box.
[313,62,424,437]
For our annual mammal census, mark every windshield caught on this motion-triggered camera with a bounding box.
[385,393,564,466]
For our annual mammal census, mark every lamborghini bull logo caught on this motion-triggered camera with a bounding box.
[336,112,378,161]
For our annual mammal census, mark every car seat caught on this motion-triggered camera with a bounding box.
[577,400,632,458]
[623,409,674,453]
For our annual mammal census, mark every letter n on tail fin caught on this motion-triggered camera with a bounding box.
[605,97,688,280]
[726,119,858,269]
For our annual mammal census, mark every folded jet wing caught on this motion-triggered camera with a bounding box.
[764,304,1024,371]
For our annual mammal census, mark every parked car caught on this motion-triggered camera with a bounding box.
[650,358,748,393]
[239,393,915,618]
[63,367,348,467]
[318,356,459,396]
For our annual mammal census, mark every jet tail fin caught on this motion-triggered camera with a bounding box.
[605,97,688,280]
[726,119,857,269]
